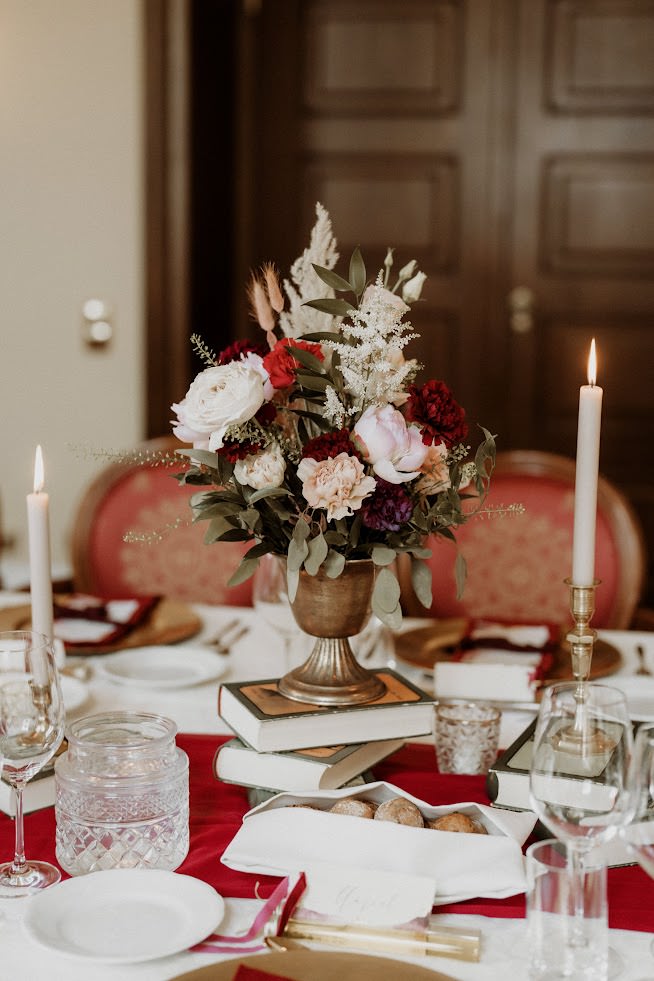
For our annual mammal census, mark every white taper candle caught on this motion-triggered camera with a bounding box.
[571,340,603,586]
[26,445,54,644]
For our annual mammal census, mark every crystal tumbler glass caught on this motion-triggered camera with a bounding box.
[433,700,501,774]
[55,712,189,875]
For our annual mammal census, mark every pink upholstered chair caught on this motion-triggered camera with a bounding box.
[399,450,646,630]
[71,437,253,606]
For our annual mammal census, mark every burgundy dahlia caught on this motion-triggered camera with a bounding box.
[300,428,360,462]
[361,480,413,532]
[216,338,268,364]
[405,379,468,448]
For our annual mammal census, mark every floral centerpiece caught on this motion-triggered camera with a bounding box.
[171,203,495,632]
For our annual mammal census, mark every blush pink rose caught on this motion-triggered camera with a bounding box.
[352,404,427,484]
[297,453,376,521]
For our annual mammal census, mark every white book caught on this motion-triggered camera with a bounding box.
[217,670,434,753]
[214,736,405,793]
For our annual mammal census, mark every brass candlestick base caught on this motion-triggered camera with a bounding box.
[553,578,614,755]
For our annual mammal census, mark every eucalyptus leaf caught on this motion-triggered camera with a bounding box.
[372,567,401,613]
[303,298,355,317]
[372,594,403,631]
[371,545,397,567]
[348,246,366,295]
[295,373,330,392]
[248,486,291,504]
[311,263,353,293]
[304,533,328,575]
[288,537,309,572]
[241,508,261,531]
[455,551,467,600]
[323,549,346,578]
[286,563,299,603]
[227,557,259,587]
[293,518,311,542]
[176,448,219,470]
[411,557,433,609]
[204,515,238,543]
[286,346,326,374]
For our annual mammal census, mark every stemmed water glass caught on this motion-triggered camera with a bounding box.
[621,721,654,977]
[529,682,633,978]
[252,554,309,672]
[0,630,66,897]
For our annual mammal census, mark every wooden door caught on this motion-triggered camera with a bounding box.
[196,0,654,603]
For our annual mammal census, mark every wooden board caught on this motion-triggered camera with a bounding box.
[0,598,202,655]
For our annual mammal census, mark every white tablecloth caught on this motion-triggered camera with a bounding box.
[1,592,653,980]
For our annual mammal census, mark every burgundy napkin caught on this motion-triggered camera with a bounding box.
[234,966,293,981]
[53,594,159,648]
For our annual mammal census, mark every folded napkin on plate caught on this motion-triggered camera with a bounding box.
[53,594,159,648]
[221,781,536,905]
[434,618,560,702]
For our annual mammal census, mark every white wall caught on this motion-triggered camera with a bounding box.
[0,0,144,582]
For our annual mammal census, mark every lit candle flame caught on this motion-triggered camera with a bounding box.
[587,338,597,387]
[33,445,44,494]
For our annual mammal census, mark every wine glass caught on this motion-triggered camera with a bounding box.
[529,682,633,979]
[621,721,654,976]
[252,554,310,672]
[0,630,66,897]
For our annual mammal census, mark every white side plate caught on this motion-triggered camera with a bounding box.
[95,645,227,689]
[23,869,225,963]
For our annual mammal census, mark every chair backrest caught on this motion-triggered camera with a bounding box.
[399,450,646,629]
[71,437,253,605]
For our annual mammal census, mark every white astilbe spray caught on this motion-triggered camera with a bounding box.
[279,202,340,338]
[325,276,420,413]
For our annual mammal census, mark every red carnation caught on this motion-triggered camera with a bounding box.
[217,338,268,364]
[217,439,262,462]
[262,337,324,389]
[301,429,360,462]
[405,380,468,448]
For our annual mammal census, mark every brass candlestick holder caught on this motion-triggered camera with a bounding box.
[553,578,614,754]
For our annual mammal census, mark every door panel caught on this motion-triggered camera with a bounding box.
[229,0,654,603]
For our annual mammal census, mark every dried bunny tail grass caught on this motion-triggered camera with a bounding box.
[247,272,276,333]
[263,262,285,313]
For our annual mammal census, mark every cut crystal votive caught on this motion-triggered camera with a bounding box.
[55,712,189,875]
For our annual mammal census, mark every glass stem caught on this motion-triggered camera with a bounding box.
[11,783,28,875]
[568,845,588,949]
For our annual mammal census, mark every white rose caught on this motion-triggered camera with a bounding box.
[171,362,265,452]
[234,443,286,490]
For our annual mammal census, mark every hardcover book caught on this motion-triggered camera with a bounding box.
[486,717,623,813]
[217,670,434,753]
[214,736,404,793]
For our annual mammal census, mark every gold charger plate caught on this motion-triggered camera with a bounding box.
[395,620,621,682]
[0,598,202,655]
[171,950,457,981]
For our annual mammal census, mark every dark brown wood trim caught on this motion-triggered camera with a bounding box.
[144,0,191,438]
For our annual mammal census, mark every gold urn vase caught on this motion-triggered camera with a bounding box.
[277,558,387,706]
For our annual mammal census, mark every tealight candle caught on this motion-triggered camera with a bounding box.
[26,445,54,644]
[571,340,603,586]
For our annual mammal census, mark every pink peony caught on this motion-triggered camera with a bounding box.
[352,404,427,484]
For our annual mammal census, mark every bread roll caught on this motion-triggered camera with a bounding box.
[329,797,377,819]
[428,811,487,834]
[374,796,424,827]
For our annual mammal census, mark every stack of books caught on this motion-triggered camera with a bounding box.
[214,668,435,794]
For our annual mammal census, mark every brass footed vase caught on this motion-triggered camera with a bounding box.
[277,558,387,706]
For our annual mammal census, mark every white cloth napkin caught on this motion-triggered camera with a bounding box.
[221,780,536,904]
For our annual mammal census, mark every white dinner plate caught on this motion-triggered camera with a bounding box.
[23,869,225,963]
[95,645,227,689]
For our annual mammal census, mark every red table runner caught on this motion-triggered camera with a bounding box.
[2,734,651,932]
